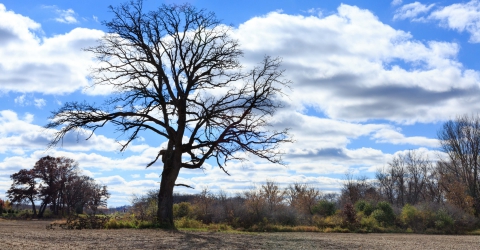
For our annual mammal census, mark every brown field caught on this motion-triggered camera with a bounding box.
[1,219,479,249]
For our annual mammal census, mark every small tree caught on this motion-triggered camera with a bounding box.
[6,169,37,216]
[260,180,284,214]
[46,1,291,227]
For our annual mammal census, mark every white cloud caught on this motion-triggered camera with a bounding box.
[371,128,439,147]
[55,8,78,24]
[233,5,480,124]
[42,5,78,24]
[0,5,104,95]
[391,0,403,6]
[393,2,435,21]
[306,8,322,17]
[13,95,47,108]
[34,98,46,108]
[429,0,480,43]
[14,94,26,105]
[145,172,160,179]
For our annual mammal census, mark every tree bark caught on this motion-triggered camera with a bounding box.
[157,150,182,228]
[30,199,37,216]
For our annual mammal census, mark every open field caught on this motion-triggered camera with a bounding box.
[1,219,480,249]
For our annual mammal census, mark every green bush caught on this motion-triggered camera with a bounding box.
[354,200,374,216]
[376,201,395,225]
[435,209,454,232]
[400,204,418,229]
[360,215,379,231]
[313,200,336,217]
[174,217,205,229]
[371,209,386,225]
[173,202,192,219]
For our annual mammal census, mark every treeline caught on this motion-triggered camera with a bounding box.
[5,156,109,218]
[118,115,480,233]
[127,174,477,233]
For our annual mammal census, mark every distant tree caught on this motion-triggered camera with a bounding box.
[340,173,378,206]
[63,175,110,215]
[6,169,38,216]
[285,183,320,215]
[33,156,78,217]
[84,181,110,214]
[438,114,480,215]
[6,156,109,217]
[46,1,291,227]
[260,180,284,213]
[376,150,436,207]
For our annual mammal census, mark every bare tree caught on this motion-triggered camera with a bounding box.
[285,183,320,216]
[260,180,284,213]
[376,150,436,207]
[46,1,291,227]
[341,173,378,206]
[438,114,480,215]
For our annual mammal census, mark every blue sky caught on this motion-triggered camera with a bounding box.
[1,0,479,207]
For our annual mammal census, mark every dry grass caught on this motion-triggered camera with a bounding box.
[1,219,480,249]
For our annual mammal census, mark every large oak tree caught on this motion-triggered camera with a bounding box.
[46,0,291,227]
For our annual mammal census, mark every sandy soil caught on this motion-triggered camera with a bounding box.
[1,219,479,249]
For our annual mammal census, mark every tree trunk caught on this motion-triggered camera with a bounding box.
[38,202,47,218]
[157,153,181,228]
[30,199,37,216]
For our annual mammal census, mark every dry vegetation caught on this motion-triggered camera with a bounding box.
[1,219,479,249]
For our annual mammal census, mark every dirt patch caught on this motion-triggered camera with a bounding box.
[1,220,479,249]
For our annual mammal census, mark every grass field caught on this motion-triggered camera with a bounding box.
[1,219,479,249]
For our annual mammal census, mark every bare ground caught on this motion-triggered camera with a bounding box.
[1,219,479,249]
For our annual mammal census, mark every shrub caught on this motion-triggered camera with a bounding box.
[360,215,379,231]
[371,209,386,225]
[313,200,336,217]
[435,208,454,233]
[273,206,298,226]
[400,204,418,230]
[174,217,205,229]
[342,203,357,227]
[376,201,394,225]
[354,200,374,216]
[173,202,192,219]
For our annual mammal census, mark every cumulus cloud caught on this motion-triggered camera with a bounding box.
[0,4,104,95]
[429,0,480,43]
[393,2,435,21]
[0,110,153,155]
[233,4,480,124]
